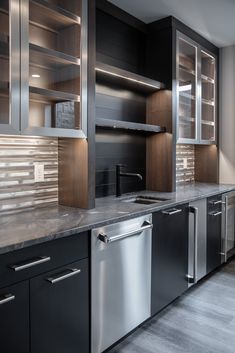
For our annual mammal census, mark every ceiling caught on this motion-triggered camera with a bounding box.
[108,0,235,48]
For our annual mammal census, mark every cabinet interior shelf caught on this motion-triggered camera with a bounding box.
[30,0,81,31]
[29,86,80,103]
[29,43,80,68]
[96,118,166,135]
[96,62,165,94]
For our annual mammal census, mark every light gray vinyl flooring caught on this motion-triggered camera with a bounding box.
[108,259,235,353]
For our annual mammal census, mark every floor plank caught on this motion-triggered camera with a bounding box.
[108,259,235,353]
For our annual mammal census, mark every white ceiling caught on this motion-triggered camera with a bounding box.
[108,0,235,48]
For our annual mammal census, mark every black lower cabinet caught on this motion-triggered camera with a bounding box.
[151,204,189,316]
[207,195,222,273]
[30,258,89,353]
[0,281,29,353]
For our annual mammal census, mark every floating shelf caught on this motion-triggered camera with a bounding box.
[29,43,80,68]
[29,86,80,103]
[96,62,165,94]
[30,0,81,31]
[96,118,166,134]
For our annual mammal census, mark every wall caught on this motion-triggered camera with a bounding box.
[219,45,235,184]
[176,144,195,184]
[0,136,58,215]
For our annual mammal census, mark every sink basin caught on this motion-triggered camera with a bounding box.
[121,195,169,205]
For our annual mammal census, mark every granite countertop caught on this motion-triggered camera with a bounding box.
[0,182,235,255]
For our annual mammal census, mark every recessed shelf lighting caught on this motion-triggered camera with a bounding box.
[95,68,161,89]
[32,74,41,78]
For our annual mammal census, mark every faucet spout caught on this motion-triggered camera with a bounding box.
[116,164,143,197]
[120,172,143,181]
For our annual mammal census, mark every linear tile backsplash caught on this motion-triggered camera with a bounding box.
[176,144,195,184]
[0,136,58,215]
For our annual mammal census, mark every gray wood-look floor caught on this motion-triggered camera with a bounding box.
[108,259,235,353]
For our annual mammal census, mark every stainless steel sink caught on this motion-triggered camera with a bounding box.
[121,195,169,205]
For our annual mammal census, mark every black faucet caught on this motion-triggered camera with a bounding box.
[116,164,143,197]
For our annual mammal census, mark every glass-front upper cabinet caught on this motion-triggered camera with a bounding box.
[0,0,20,134]
[200,50,216,142]
[177,34,197,143]
[176,32,217,145]
[21,0,87,138]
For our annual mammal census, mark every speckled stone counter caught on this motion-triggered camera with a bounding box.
[0,183,235,255]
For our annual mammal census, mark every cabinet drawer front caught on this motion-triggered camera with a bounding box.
[0,281,29,353]
[30,258,89,353]
[0,232,88,288]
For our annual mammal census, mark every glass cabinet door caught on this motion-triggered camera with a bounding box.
[200,50,216,142]
[177,34,198,143]
[0,0,20,134]
[21,0,87,138]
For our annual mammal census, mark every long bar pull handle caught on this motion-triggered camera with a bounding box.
[210,211,222,217]
[162,208,182,216]
[224,196,228,262]
[10,256,51,272]
[210,200,226,205]
[187,206,198,284]
[98,221,153,244]
[46,268,81,284]
[0,294,15,305]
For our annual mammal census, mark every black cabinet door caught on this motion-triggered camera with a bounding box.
[30,258,89,353]
[151,204,189,316]
[0,281,29,353]
[207,195,222,273]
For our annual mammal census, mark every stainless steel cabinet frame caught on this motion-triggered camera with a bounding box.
[176,31,217,145]
[0,0,20,134]
[0,0,88,138]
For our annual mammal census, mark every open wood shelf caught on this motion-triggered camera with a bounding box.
[29,43,80,68]
[96,61,165,94]
[96,118,166,135]
[29,86,80,103]
[30,0,81,31]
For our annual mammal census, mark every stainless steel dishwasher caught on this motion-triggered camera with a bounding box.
[91,214,152,353]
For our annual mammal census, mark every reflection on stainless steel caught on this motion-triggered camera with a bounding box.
[0,136,58,214]
[188,199,207,287]
[92,215,152,353]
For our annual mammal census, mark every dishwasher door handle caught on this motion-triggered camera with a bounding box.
[97,221,153,244]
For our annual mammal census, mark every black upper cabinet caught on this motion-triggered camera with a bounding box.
[151,204,189,316]
[0,281,29,353]
[207,195,222,273]
[31,258,89,353]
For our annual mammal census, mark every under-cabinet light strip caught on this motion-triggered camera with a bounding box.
[95,68,161,90]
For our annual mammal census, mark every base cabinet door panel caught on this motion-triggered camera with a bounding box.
[30,259,89,353]
[151,204,189,316]
[0,281,29,353]
[207,195,222,273]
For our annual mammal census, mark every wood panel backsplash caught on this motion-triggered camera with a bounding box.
[0,136,58,214]
[176,144,195,184]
